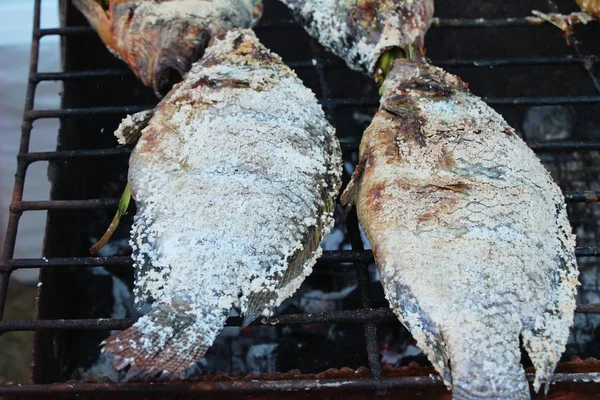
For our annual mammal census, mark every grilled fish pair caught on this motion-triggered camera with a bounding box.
[77,1,579,398]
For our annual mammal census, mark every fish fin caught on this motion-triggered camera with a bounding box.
[452,385,530,400]
[114,110,154,146]
[385,278,452,387]
[521,287,577,393]
[242,144,338,326]
[522,203,579,393]
[341,153,367,218]
[102,305,222,381]
[72,0,118,51]
[242,248,314,328]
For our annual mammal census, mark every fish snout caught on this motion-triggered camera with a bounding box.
[151,26,211,97]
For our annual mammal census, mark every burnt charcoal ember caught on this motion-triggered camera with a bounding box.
[276,328,368,373]
[522,106,576,141]
[69,268,135,381]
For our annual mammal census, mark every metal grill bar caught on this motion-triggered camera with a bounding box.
[31,57,600,83]
[2,301,600,335]
[2,372,600,395]
[37,15,592,39]
[19,148,131,162]
[10,199,119,212]
[2,0,600,393]
[0,0,41,319]
[8,189,598,213]
[2,246,600,271]
[23,97,600,120]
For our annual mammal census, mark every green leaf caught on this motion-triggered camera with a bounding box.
[90,183,132,254]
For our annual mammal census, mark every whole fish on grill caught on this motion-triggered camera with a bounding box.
[282,1,580,398]
[341,60,579,399]
[101,29,342,380]
[279,0,434,82]
[73,0,263,96]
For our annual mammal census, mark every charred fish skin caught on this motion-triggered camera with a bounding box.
[346,60,579,399]
[73,0,263,96]
[577,0,600,17]
[101,29,342,380]
[279,0,434,77]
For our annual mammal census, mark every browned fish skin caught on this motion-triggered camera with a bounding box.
[577,0,600,17]
[346,59,578,399]
[279,0,434,77]
[101,29,342,381]
[73,0,263,96]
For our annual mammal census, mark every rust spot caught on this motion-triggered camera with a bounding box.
[191,77,250,90]
[418,213,435,223]
[504,128,513,136]
[366,182,386,212]
[349,1,378,27]
[436,148,458,170]
[429,183,470,193]
[396,75,454,98]
[584,191,599,203]
[379,108,426,150]
[384,146,398,159]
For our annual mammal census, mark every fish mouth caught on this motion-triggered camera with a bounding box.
[153,61,186,98]
[151,40,209,97]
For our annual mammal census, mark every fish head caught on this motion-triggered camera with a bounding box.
[73,0,264,97]
[146,21,211,97]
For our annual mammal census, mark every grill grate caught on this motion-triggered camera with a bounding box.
[2,0,600,397]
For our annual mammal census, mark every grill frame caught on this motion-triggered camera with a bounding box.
[2,0,600,397]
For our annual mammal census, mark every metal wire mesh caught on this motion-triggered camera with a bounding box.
[1,0,600,396]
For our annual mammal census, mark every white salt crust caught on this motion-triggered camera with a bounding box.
[280,0,434,76]
[126,30,342,359]
[354,62,579,398]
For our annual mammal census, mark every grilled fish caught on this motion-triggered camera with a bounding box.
[279,0,434,81]
[101,29,342,380]
[73,0,263,96]
[342,59,579,399]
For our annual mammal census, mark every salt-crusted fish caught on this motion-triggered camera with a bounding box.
[342,59,579,399]
[101,29,342,380]
[279,0,434,81]
[73,0,263,96]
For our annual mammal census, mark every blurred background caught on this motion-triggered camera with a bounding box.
[0,0,60,382]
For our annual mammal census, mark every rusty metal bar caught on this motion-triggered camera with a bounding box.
[31,57,600,83]
[2,246,598,272]
[1,301,599,335]
[2,372,600,395]
[10,199,119,212]
[0,0,42,319]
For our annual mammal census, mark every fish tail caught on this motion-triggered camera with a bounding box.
[102,305,221,381]
[447,315,531,400]
[452,384,530,400]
